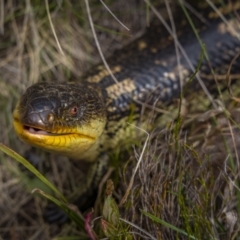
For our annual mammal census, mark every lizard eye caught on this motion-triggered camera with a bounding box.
[70,106,78,116]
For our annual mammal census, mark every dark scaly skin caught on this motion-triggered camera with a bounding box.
[13,1,240,222]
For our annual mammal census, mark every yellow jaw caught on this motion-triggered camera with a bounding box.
[13,108,105,161]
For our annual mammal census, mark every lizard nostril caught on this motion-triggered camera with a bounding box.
[47,113,54,123]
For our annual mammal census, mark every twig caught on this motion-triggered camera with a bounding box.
[84,0,120,86]
[100,0,130,31]
[119,123,149,206]
[45,0,65,55]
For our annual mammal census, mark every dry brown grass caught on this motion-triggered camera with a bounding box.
[1,0,240,239]
[118,84,240,239]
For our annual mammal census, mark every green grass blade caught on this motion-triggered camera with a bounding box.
[33,188,85,228]
[0,143,67,203]
[141,210,197,240]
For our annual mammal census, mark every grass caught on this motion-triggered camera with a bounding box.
[1,0,240,239]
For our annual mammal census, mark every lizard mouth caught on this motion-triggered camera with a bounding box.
[13,110,97,160]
